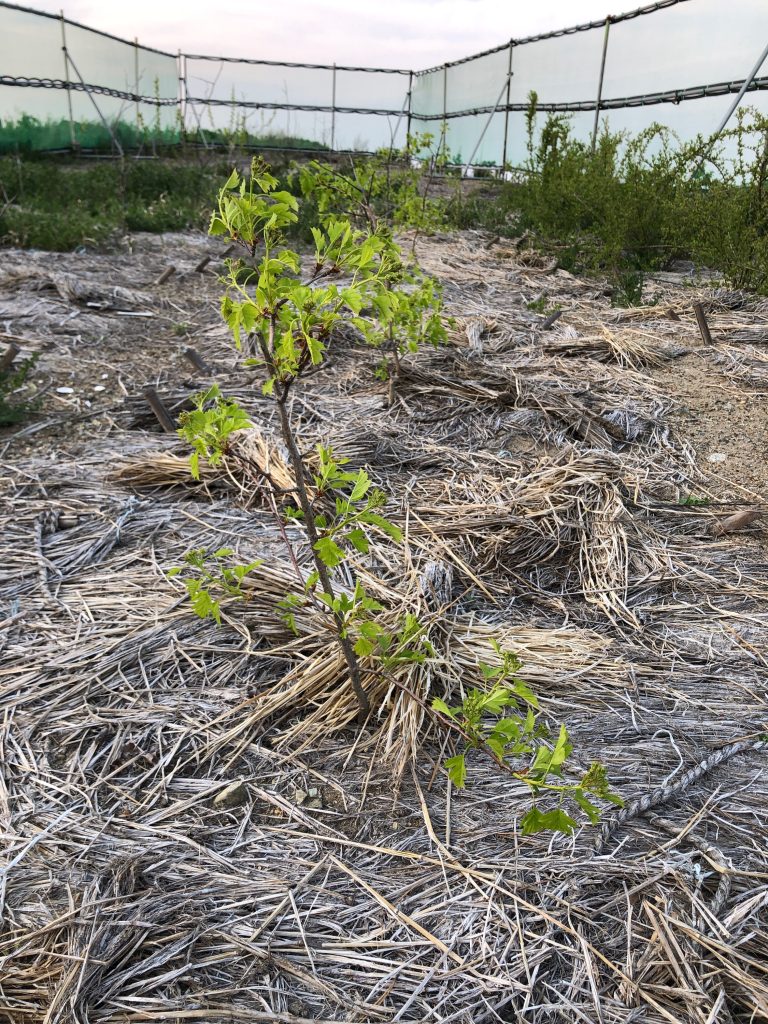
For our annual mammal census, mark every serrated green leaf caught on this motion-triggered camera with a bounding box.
[444,754,467,789]
[347,528,369,554]
[314,535,346,569]
[572,790,601,825]
[520,806,578,836]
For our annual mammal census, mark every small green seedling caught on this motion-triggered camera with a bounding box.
[678,494,710,507]
[177,383,251,479]
[432,640,622,835]
[168,547,262,625]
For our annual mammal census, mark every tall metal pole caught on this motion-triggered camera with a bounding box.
[134,37,140,130]
[441,64,448,160]
[59,11,76,149]
[177,50,186,145]
[501,40,514,171]
[464,70,513,175]
[406,70,413,147]
[330,63,337,152]
[709,39,768,142]
[591,16,611,151]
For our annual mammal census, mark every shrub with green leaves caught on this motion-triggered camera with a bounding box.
[446,98,768,299]
[168,159,619,836]
[296,146,448,380]
[175,158,442,717]
[168,547,262,625]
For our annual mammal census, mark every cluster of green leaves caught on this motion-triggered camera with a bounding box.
[0,351,40,427]
[297,131,449,235]
[177,383,252,479]
[432,640,622,835]
[309,447,401,564]
[278,447,430,663]
[213,163,401,395]
[296,151,448,368]
[167,547,262,625]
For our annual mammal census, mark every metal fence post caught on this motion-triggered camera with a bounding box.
[59,10,77,149]
[134,37,140,131]
[501,41,514,170]
[331,63,337,152]
[591,16,611,151]
[177,51,186,144]
[406,70,413,145]
[441,64,448,159]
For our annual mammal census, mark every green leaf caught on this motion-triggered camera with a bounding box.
[431,697,455,719]
[353,636,376,657]
[511,677,540,709]
[482,686,513,715]
[363,512,402,542]
[223,168,240,190]
[350,469,371,502]
[572,790,601,825]
[444,754,467,789]
[347,528,370,554]
[520,806,578,836]
[313,535,346,569]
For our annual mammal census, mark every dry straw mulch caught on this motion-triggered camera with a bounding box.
[1,229,767,1023]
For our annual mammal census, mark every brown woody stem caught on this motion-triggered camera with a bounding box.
[263,317,370,723]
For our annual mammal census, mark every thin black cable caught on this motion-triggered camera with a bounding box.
[0,75,178,105]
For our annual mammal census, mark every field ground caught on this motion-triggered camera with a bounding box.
[1,229,767,1022]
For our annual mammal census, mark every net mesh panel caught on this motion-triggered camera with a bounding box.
[0,6,179,151]
[446,49,510,112]
[596,0,768,154]
[2,0,768,160]
[184,58,334,147]
[510,31,604,106]
[603,0,767,97]
[411,68,445,119]
[331,111,408,153]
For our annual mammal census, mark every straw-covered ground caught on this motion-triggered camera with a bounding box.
[1,227,767,1023]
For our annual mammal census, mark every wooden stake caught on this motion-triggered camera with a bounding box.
[154,266,176,286]
[183,347,210,374]
[193,255,212,274]
[1,342,20,374]
[143,386,176,432]
[693,302,713,345]
[541,310,563,331]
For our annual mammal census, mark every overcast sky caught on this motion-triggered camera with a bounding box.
[26,0,618,66]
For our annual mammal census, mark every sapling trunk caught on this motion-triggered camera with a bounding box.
[274,395,370,722]
[261,317,370,723]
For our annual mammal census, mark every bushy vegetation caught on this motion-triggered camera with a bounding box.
[0,156,228,249]
[0,114,329,157]
[449,99,768,298]
[3,104,768,297]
